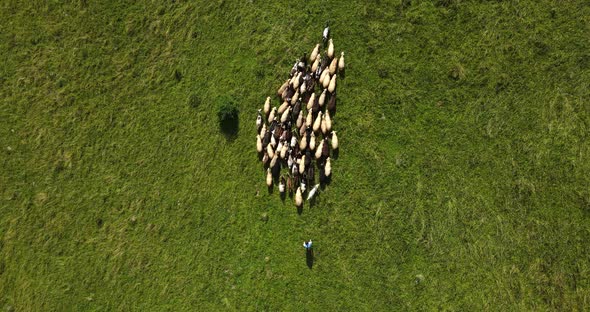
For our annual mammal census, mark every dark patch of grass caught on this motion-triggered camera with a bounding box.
[217,95,239,139]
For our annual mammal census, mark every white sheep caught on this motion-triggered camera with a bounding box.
[328,74,337,93]
[315,139,324,159]
[319,89,327,107]
[325,110,332,133]
[278,100,289,114]
[307,184,320,201]
[338,52,345,71]
[331,131,339,150]
[264,96,271,116]
[327,39,334,59]
[307,93,315,110]
[313,111,323,132]
[295,187,303,206]
[268,107,277,124]
[310,44,320,63]
[266,168,273,187]
[256,134,263,153]
[280,107,291,123]
[299,133,307,150]
[329,57,337,75]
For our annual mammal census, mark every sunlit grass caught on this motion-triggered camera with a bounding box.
[1,1,589,310]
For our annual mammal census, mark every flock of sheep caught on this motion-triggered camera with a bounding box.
[256,26,345,208]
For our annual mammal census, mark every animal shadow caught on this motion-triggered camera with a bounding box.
[332,148,339,160]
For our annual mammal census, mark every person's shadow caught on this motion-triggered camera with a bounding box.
[306,249,314,269]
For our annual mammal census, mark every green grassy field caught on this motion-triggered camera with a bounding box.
[1,0,589,310]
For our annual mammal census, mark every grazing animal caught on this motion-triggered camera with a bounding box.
[299,133,307,150]
[307,164,315,183]
[292,164,298,176]
[262,151,269,165]
[310,44,320,62]
[256,134,263,153]
[322,138,330,158]
[328,74,337,93]
[322,71,331,88]
[288,154,294,168]
[323,22,330,43]
[319,89,327,107]
[314,65,322,80]
[280,142,289,159]
[283,87,294,102]
[260,123,267,139]
[311,57,320,73]
[278,101,289,115]
[327,39,334,59]
[325,157,332,177]
[293,72,302,89]
[313,111,323,132]
[279,176,286,193]
[270,153,279,168]
[327,92,336,112]
[256,109,263,129]
[291,136,297,148]
[325,110,332,132]
[331,131,339,150]
[287,175,293,193]
[329,57,337,75]
[262,129,271,148]
[312,95,320,114]
[300,80,307,94]
[266,143,275,159]
[299,155,306,174]
[309,132,316,151]
[295,187,303,206]
[299,123,306,139]
[338,52,345,71]
[307,93,315,110]
[301,178,307,193]
[268,107,277,124]
[321,115,327,135]
[315,139,324,159]
[305,150,312,167]
[270,132,277,148]
[291,90,299,106]
[319,69,329,88]
[264,97,271,116]
[293,99,302,118]
[307,184,320,201]
[306,110,313,127]
[266,168,273,187]
[296,111,303,128]
[281,107,291,123]
[278,80,289,98]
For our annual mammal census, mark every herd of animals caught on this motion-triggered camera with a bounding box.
[256,25,345,208]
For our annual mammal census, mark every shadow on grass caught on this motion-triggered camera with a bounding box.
[219,117,239,141]
[332,148,339,160]
[306,249,314,269]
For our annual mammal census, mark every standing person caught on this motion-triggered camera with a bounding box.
[304,240,314,269]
